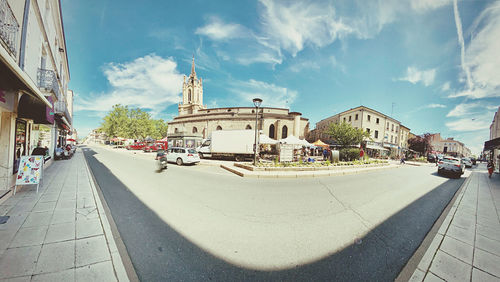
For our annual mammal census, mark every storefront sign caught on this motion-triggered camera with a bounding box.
[14,155,44,194]
[279,144,294,162]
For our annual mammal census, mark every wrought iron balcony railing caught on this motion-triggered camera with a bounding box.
[55,95,72,125]
[37,68,61,99]
[0,0,19,57]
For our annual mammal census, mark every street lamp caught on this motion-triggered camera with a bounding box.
[253,98,262,166]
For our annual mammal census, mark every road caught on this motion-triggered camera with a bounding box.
[82,144,468,281]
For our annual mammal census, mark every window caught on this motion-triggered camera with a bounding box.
[216,125,222,131]
[367,115,371,121]
[174,128,179,133]
[246,124,252,130]
[387,122,389,130]
[396,126,399,133]
[188,89,191,102]
[366,128,370,133]
[192,127,197,133]
[391,136,393,143]
[391,124,394,132]
[343,117,346,122]
[376,118,379,124]
[374,130,379,139]
[269,124,275,139]
[395,137,398,143]
[282,125,288,139]
[349,116,352,122]
[355,114,358,120]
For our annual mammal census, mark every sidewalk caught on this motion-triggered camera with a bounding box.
[410,170,500,281]
[0,149,131,281]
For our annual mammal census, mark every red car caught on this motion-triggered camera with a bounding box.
[143,143,166,152]
[126,142,146,150]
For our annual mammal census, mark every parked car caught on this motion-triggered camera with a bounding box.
[427,154,437,163]
[126,142,146,150]
[143,143,166,152]
[462,157,473,168]
[437,156,465,178]
[471,158,477,165]
[166,147,200,165]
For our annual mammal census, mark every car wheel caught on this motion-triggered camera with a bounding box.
[235,155,243,162]
[199,153,204,159]
[176,158,183,166]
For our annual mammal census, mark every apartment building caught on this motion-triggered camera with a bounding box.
[308,106,411,157]
[429,133,471,158]
[484,107,500,165]
[0,0,71,195]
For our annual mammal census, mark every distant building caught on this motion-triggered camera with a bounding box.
[428,133,471,157]
[308,106,410,157]
[167,58,310,148]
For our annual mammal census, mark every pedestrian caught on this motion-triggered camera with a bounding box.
[359,148,364,160]
[400,155,405,164]
[323,148,328,161]
[487,160,495,178]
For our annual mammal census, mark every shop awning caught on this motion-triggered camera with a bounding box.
[366,143,389,151]
[17,94,54,124]
[484,137,500,151]
[0,45,51,108]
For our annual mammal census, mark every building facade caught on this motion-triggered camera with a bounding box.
[308,106,410,156]
[0,0,72,195]
[428,133,471,158]
[167,59,309,146]
[486,107,500,165]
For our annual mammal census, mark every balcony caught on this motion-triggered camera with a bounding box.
[37,68,61,99]
[0,0,19,57]
[54,95,72,125]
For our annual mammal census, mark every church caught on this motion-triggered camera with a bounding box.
[167,58,309,148]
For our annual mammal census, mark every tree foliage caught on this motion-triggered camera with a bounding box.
[324,122,371,147]
[408,133,433,155]
[100,104,168,140]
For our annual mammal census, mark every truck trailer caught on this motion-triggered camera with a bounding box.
[197,130,256,161]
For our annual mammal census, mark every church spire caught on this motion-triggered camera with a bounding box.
[190,55,196,77]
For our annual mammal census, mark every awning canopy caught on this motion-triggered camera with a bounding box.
[0,45,51,108]
[366,143,389,151]
[17,94,54,124]
[312,139,329,148]
[484,137,500,151]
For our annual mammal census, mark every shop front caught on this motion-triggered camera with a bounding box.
[365,141,389,158]
[167,133,203,149]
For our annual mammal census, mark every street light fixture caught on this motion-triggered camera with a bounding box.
[253,98,262,166]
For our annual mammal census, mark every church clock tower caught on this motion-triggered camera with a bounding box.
[178,57,205,116]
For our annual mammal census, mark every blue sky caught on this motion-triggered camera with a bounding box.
[62,0,500,155]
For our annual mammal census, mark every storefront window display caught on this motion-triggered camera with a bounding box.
[14,119,27,174]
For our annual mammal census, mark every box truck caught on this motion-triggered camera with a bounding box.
[197,130,256,161]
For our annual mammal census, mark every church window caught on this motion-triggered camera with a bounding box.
[188,89,192,102]
[192,127,197,133]
[216,125,222,131]
[246,125,252,130]
[269,124,275,139]
[282,126,288,139]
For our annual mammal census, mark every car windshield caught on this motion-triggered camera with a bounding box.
[443,157,459,164]
[188,149,197,154]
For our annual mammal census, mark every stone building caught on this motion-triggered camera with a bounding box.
[308,106,411,156]
[1,0,72,195]
[167,59,309,147]
[428,133,471,157]
[484,107,500,164]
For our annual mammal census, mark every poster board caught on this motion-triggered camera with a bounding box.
[15,155,43,194]
[279,144,294,162]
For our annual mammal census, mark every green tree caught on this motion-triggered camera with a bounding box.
[101,104,130,138]
[128,108,154,139]
[324,122,371,147]
[151,119,168,140]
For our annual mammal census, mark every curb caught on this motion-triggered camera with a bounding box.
[220,163,400,178]
[82,149,140,282]
[395,172,473,282]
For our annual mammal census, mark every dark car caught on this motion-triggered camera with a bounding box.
[471,158,477,165]
[427,154,437,163]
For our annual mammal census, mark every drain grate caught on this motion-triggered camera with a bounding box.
[0,216,10,224]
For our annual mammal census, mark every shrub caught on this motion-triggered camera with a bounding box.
[339,148,360,161]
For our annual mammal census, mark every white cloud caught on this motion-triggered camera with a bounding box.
[452,2,500,99]
[445,116,491,132]
[75,54,183,114]
[441,82,450,92]
[288,60,320,73]
[411,0,451,13]
[446,102,481,117]
[229,79,297,108]
[258,0,354,57]
[195,17,247,40]
[453,0,474,90]
[399,67,436,86]
[426,104,446,109]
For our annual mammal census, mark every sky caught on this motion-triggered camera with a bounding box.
[62,0,500,155]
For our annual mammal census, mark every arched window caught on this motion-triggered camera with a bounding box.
[192,127,197,133]
[188,89,192,102]
[246,124,252,130]
[269,124,275,139]
[282,125,288,139]
[174,128,179,133]
[216,125,222,131]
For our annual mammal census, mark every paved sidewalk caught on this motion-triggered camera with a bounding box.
[0,149,130,281]
[410,169,500,281]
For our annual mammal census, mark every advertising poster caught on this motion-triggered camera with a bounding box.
[16,156,43,185]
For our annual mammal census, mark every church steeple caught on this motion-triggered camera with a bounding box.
[190,55,196,78]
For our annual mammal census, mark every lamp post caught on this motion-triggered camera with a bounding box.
[253,98,262,166]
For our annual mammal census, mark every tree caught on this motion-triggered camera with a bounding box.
[408,133,433,155]
[151,119,168,140]
[324,122,371,147]
[101,104,130,138]
[128,108,154,139]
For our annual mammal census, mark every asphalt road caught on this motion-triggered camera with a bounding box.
[82,145,468,281]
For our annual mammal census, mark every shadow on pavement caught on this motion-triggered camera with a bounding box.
[82,147,464,282]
